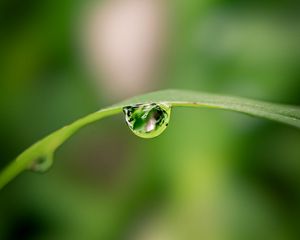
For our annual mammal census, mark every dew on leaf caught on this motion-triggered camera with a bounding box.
[123,103,171,139]
[28,154,53,173]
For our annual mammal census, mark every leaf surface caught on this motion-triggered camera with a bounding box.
[1,89,299,189]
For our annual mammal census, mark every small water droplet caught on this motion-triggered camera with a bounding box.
[123,103,171,138]
[28,154,53,173]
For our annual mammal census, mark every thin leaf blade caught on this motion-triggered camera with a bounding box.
[1,89,299,189]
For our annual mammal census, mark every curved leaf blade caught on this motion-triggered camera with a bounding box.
[118,89,300,128]
[1,89,299,189]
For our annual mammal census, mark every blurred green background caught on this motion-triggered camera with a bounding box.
[1,0,300,239]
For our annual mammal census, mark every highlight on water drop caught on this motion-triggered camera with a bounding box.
[123,102,171,139]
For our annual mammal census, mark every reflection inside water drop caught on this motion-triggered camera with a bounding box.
[123,103,171,138]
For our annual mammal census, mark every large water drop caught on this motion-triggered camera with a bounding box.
[123,103,171,139]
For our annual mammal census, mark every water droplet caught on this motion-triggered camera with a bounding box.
[28,154,53,173]
[123,103,171,138]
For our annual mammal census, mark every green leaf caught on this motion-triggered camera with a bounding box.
[1,89,299,189]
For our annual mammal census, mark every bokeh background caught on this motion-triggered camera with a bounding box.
[1,0,300,239]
